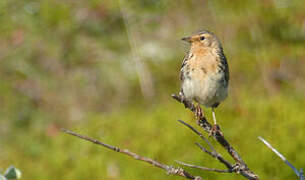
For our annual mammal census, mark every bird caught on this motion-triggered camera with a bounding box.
[179,30,229,131]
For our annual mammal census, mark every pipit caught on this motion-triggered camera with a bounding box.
[180,30,229,132]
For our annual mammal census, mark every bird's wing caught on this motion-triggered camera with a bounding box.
[180,51,193,81]
[217,51,229,84]
[221,53,229,83]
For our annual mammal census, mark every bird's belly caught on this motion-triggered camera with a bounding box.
[182,72,228,107]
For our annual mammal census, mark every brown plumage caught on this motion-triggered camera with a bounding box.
[180,30,229,125]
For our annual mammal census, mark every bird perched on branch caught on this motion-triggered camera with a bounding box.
[180,30,229,132]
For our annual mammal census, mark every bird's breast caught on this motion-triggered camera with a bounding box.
[181,54,228,107]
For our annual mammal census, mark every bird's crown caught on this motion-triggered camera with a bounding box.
[182,30,222,50]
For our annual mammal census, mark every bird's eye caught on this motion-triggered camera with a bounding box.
[200,36,205,41]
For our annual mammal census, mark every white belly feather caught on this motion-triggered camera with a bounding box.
[182,71,228,107]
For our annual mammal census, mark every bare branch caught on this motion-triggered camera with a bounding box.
[61,128,202,180]
[61,93,260,180]
[178,119,233,170]
[195,143,233,170]
[172,93,259,180]
[178,120,215,152]
[258,136,304,180]
[176,161,230,173]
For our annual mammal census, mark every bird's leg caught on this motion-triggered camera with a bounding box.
[195,104,203,119]
[209,107,220,136]
[212,107,217,125]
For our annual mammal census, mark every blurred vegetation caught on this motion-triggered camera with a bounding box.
[0,166,21,180]
[0,0,304,179]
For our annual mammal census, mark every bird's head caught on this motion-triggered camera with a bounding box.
[182,30,222,50]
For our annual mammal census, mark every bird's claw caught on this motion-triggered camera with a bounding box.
[231,163,244,173]
[209,124,222,137]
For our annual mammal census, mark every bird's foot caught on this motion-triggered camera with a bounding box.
[231,163,245,173]
[209,124,222,137]
[195,105,203,119]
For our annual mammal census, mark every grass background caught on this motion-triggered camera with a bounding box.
[0,0,305,179]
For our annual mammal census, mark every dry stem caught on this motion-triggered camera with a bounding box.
[61,128,202,180]
[172,93,259,180]
[259,136,304,180]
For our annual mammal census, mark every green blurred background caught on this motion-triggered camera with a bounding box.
[1,0,305,179]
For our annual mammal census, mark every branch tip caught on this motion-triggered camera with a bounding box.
[258,136,303,180]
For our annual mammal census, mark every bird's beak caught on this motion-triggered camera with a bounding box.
[181,36,191,43]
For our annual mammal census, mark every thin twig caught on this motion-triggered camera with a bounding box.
[258,136,304,180]
[195,143,233,170]
[176,161,230,173]
[178,119,233,170]
[172,93,259,180]
[178,120,215,152]
[61,128,202,180]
